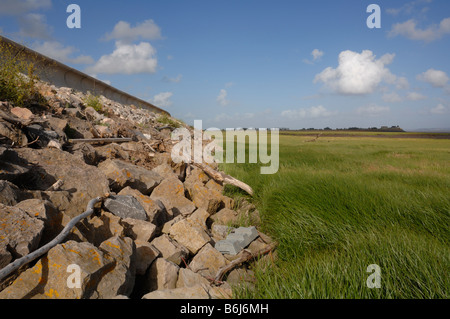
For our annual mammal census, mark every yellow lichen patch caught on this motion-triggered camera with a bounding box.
[89,249,102,266]
[102,241,123,254]
[44,289,60,298]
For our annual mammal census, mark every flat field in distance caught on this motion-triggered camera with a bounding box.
[221,131,450,298]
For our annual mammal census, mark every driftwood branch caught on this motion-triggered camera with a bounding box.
[0,196,105,282]
[214,242,277,282]
[193,162,254,196]
[68,137,132,144]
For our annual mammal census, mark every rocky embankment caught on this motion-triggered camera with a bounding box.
[0,81,275,299]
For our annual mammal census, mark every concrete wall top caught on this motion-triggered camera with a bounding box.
[0,35,170,116]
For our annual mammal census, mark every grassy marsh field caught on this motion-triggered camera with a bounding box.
[221,131,450,299]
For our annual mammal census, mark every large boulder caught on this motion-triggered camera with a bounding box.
[98,159,162,195]
[103,195,147,221]
[169,219,211,255]
[188,243,229,278]
[15,148,110,218]
[145,258,180,292]
[118,187,169,226]
[0,241,114,299]
[0,204,44,259]
[150,234,189,266]
[185,181,223,214]
[149,177,196,217]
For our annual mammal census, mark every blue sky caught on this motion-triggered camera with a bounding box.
[1,0,449,130]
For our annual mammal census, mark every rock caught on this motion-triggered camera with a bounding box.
[142,286,210,299]
[150,234,189,266]
[187,208,210,231]
[0,180,24,206]
[205,179,223,193]
[215,226,259,256]
[121,218,157,242]
[14,199,62,244]
[95,143,129,161]
[169,219,211,255]
[210,208,240,226]
[134,241,160,275]
[211,224,234,241]
[146,258,180,292]
[0,240,114,299]
[0,148,30,183]
[226,268,256,290]
[10,107,34,120]
[176,268,210,288]
[118,187,170,226]
[103,195,147,221]
[185,167,209,185]
[185,181,223,214]
[0,242,12,269]
[0,119,27,146]
[25,124,60,148]
[47,140,62,150]
[94,125,112,138]
[70,142,98,165]
[15,148,110,218]
[98,159,162,195]
[45,116,68,140]
[0,204,44,259]
[161,215,183,234]
[84,106,103,122]
[97,236,136,298]
[76,211,124,246]
[150,177,196,217]
[189,243,229,278]
[151,163,178,180]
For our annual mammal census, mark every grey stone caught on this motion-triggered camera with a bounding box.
[0,180,23,206]
[104,195,147,221]
[215,226,259,255]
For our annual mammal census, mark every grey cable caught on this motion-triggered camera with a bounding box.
[0,196,103,281]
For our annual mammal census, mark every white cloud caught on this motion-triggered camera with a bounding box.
[388,17,450,42]
[152,92,173,108]
[281,105,335,119]
[356,104,390,116]
[17,13,52,39]
[33,41,94,64]
[406,91,426,101]
[382,92,403,103]
[86,41,158,75]
[0,0,51,15]
[386,0,432,16]
[417,68,449,88]
[162,74,182,83]
[430,103,449,114]
[104,19,162,43]
[314,50,400,95]
[303,49,324,64]
[217,89,229,106]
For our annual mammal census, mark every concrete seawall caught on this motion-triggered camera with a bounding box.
[0,35,169,116]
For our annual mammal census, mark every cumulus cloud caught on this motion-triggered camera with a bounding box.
[388,17,450,42]
[303,49,324,64]
[356,104,390,116]
[33,41,94,64]
[152,92,173,108]
[217,89,229,106]
[430,103,449,114]
[104,19,162,43]
[0,0,51,15]
[86,41,158,75]
[386,0,432,16]
[17,13,53,39]
[406,91,426,101]
[281,105,335,119]
[417,68,449,88]
[382,92,403,103]
[314,50,400,95]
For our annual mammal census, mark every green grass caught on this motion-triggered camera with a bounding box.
[220,134,450,298]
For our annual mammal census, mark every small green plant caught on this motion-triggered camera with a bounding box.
[0,40,40,106]
[156,114,181,128]
[84,93,103,112]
